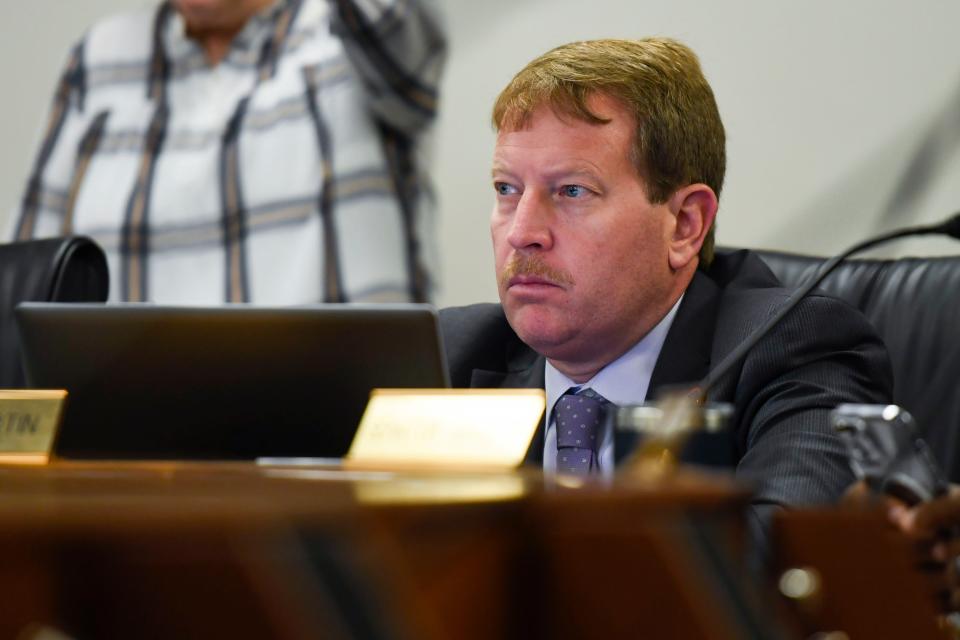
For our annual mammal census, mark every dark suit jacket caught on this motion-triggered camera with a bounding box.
[439,249,893,511]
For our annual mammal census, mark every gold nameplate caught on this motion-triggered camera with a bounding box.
[346,389,545,470]
[0,390,67,464]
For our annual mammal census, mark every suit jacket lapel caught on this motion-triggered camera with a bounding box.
[613,271,722,464]
[648,271,721,394]
[469,342,547,465]
[468,358,544,389]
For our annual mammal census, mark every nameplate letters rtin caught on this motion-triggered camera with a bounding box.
[0,390,67,464]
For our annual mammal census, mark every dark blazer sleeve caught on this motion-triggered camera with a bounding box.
[717,292,893,510]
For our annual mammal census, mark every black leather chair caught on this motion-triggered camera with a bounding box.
[740,248,960,481]
[0,236,109,388]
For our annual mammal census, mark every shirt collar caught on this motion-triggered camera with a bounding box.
[545,295,684,417]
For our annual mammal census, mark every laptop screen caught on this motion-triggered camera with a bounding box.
[15,303,449,460]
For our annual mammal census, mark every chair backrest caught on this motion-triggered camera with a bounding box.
[745,248,960,481]
[0,236,108,388]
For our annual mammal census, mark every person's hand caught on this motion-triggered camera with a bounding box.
[887,485,960,612]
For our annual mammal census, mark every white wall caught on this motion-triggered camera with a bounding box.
[4,1,960,307]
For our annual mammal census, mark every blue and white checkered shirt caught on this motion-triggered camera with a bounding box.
[13,0,446,304]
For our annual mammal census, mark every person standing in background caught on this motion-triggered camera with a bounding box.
[13,0,446,304]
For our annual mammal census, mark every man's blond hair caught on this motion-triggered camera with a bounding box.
[492,38,725,266]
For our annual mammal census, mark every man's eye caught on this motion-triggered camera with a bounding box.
[560,185,588,198]
[494,182,518,196]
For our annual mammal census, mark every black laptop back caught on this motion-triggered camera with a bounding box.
[15,303,449,460]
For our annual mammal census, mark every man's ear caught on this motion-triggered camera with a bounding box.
[666,183,718,271]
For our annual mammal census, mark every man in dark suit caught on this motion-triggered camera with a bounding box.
[439,37,892,512]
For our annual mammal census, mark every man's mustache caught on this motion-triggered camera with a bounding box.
[500,254,574,289]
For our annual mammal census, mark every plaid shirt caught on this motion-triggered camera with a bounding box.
[13,0,445,303]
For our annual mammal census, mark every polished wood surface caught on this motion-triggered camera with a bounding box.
[0,461,948,639]
[772,508,947,639]
[0,461,759,639]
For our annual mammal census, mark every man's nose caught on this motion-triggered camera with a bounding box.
[507,191,553,251]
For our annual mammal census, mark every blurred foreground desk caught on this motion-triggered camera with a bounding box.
[0,461,946,639]
[0,461,765,639]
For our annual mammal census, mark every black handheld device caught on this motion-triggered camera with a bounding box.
[831,404,949,505]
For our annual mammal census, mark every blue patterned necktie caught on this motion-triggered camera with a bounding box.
[555,387,609,475]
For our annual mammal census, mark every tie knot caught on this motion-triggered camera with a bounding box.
[574,387,608,404]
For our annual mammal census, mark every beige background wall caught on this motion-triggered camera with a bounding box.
[3,1,960,307]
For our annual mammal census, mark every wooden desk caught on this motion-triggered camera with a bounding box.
[0,461,762,639]
[772,507,947,639]
[0,462,949,639]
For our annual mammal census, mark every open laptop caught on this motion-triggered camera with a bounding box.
[15,303,449,460]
